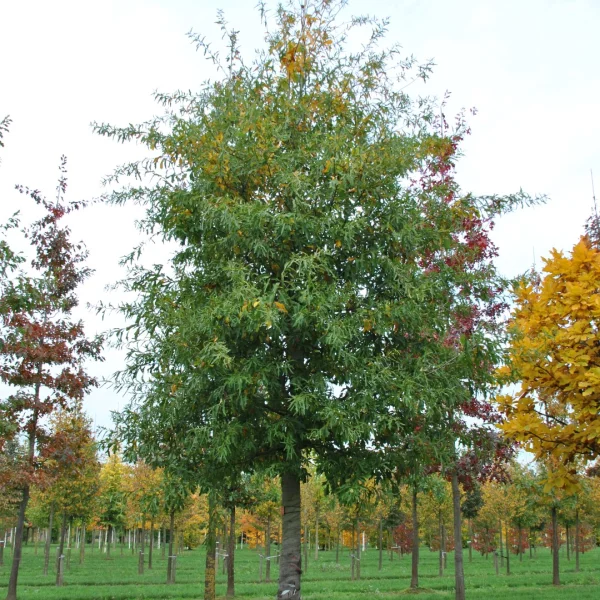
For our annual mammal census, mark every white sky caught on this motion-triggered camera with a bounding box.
[1,0,599,431]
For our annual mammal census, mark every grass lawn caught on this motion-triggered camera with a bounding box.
[1,541,599,599]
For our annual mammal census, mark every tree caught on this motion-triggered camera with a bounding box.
[95,2,536,598]
[498,237,600,492]
[0,154,102,600]
[98,454,129,559]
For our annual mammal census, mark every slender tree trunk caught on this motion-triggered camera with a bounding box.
[266,512,272,583]
[79,522,85,564]
[452,472,465,600]
[468,519,473,563]
[411,487,419,589]
[552,506,560,586]
[575,509,580,573]
[226,505,235,598]
[438,510,443,577]
[6,406,40,600]
[499,520,504,567]
[204,492,217,600]
[278,472,301,600]
[303,523,308,575]
[335,525,340,564]
[351,524,355,580]
[5,485,30,600]
[149,519,154,570]
[167,511,176,584]
[55,512,68,587]
[106,525,112,560]
[138,517,145,575]
[378,518,383,572]
[529,528,533,559]
[355,519,361,581]
[566,525,570,561]
[314,508,319,561]
[506,527,510,575]
[161,523,166,560]
[43,504,55,576]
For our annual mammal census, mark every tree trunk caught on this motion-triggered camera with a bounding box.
[161,523,166,560]
[79,522,86,564]
[499,520,504,567]
[5,484,30,600]
[226,505,235,598]
[204,492,217,600]
[43,504,55,576]
[138,518,145,574]
[355,519,361,581]
[314,508,319,561]
[149,519,154,570]
[529,528,533,559]
[552,506,560,586]
[411,487,419,589]
[266,512,272,583]
[438,510,443,577]
[566,525,570,561]
[452,472,465,600]
[335,526,340,564]
[378,518,383,572]
[106,525,112,560]
[55,512,68,587]
[468,519,473,563]
[278,471,301,600]
[167,510,176,584]
[351,525,355,580]
[506,526,510,575]
[575,509,580,573]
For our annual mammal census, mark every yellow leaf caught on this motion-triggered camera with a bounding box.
[274,301,288,313]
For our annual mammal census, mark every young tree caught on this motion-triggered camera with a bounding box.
[95,2,536,598]
[498,238,600,492]
[0,155,102,600]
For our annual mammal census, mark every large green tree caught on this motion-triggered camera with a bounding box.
[96,2,534,598]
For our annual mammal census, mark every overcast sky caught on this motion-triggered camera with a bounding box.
[1,0,599,431]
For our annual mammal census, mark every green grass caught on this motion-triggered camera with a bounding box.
[1,542,599,599]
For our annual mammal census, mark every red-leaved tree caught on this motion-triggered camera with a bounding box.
[0,155,102,600]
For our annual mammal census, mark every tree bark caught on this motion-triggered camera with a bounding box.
[552,506,560,586]
[451,472,465,600]
[167,510,176,584]
[43,504,55,576]
[149,519,154,570]
[5,485,30,600]
[378,518,383,571]
[355,519,361,581]
[314,507,319,561]
[204,492,217,600]
[226,505,235,598]
[55,512,68,587]
[468,519,473,563]
[438,510,443,577]
[106,525,112,560]
[161,523,166,560]
[575,509,580,573]
[79,522,85,564]
[266,511,272,583]
[411,487,419,589]
[335,526,340,564]
[499,519,504,567]
[138,518,145,574]
[278,471,301,600]
[506,526,510,575]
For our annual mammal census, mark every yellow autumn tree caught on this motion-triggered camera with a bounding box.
[497,237,600,492]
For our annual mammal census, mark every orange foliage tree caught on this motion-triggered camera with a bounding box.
[497,238,600,492]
